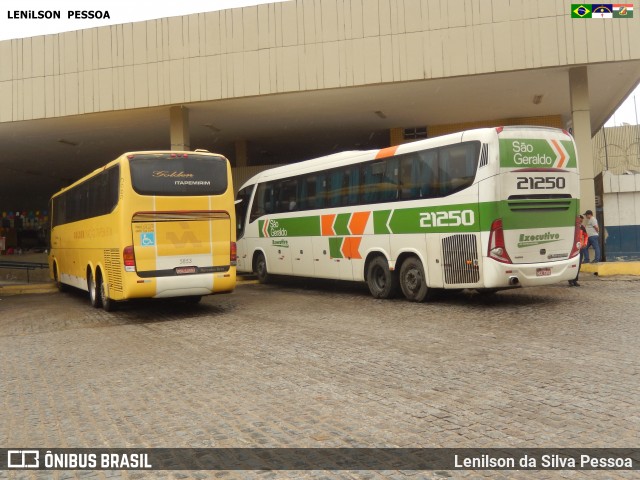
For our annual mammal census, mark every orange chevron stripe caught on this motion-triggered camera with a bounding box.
[348,211,370,235]
[341,237,363,259]
[321,214,336,236]
[551,139,566,168]
[375,146,399,159]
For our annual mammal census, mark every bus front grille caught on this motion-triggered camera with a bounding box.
[104,248,123,292]
[442,234,480,285]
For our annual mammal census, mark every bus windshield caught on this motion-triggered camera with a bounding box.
[129,153,228,196]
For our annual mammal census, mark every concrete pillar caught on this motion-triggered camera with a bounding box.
[235,140,248,168]
[569,67,595,214]
[170,106,190,151]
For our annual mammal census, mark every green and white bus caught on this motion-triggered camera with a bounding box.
[235,126,582,301]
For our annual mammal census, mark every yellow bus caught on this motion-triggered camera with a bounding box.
[49,150,236,310]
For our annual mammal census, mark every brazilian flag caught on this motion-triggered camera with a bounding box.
[571,4,592,17]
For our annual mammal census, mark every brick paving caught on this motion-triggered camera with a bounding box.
[1,275,639,479]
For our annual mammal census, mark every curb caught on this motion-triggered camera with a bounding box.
[0,282,57,296]
[580,261,640,276]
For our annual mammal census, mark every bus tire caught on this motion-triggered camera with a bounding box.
[366,256,398,299]
[53,263,67,292]
[87,269,102,308]
[255,252,271,284]
[399,256,430,302]
[97,271,116,312]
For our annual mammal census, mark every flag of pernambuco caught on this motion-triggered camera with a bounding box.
[592,4,614,17]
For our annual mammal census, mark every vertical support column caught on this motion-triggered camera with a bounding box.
[235,140,248,168]
[569,67,595,213]
[170,106,190,151]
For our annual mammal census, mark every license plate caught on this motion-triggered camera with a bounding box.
[175,266,197,275]
[536,267,551,277]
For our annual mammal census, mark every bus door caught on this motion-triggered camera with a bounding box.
[235,185,254,272]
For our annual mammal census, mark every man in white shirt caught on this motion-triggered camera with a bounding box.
[583,210,601,263]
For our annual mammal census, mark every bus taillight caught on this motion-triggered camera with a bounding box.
[123,245,136,272]
[488,218,512,263]
[230,241,237,266]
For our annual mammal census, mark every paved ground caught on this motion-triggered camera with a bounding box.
[1,274,639,479]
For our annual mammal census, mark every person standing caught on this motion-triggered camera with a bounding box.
[569,220,588,286]
[583,210,601,263]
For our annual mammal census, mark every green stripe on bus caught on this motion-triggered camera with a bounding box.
[256,198,578,238]
[329,237,343,258]
[258,216,322,238]
[334,213,351,236]
[373,210,392,234]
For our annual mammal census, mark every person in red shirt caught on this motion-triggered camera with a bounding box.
[569,216,589,287]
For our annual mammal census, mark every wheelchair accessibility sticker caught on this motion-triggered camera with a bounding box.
[140,232,156,247]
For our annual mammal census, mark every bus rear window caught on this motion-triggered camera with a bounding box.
[129,153,228,196]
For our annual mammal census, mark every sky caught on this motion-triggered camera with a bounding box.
[0,0,638,127]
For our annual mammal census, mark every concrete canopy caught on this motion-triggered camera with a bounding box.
[1,0,639,209]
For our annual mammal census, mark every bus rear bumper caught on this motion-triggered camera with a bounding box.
[482,256,581,288]
[121,271,236,299]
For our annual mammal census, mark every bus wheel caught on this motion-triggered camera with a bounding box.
[366,256,398,299]
[399,257,430,302]
[98,273,116,312]
[87,270,102,308]
[53,263,67,292]
[255,253,270,284]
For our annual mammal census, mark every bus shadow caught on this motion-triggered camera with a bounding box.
[61,286,235,324]
[259,275,559,308]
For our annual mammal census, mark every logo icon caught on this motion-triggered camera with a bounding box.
[140,232,155,247]
[8,450,40,469]
[572,4,592,17]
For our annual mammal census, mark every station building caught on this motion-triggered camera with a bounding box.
[0,0,639,220]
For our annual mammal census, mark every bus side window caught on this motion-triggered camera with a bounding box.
[345,167,359,206]
[328,169,345,207]
[362,162,380,204]
[399,155,420,200]
[418,149,438,198]
[314,174,327,209]
[439,143,480,195]
[381,158,399,201]
[249,182,273,222]
[275,178,298,213]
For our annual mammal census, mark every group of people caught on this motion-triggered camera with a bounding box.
[569,209,600,287]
